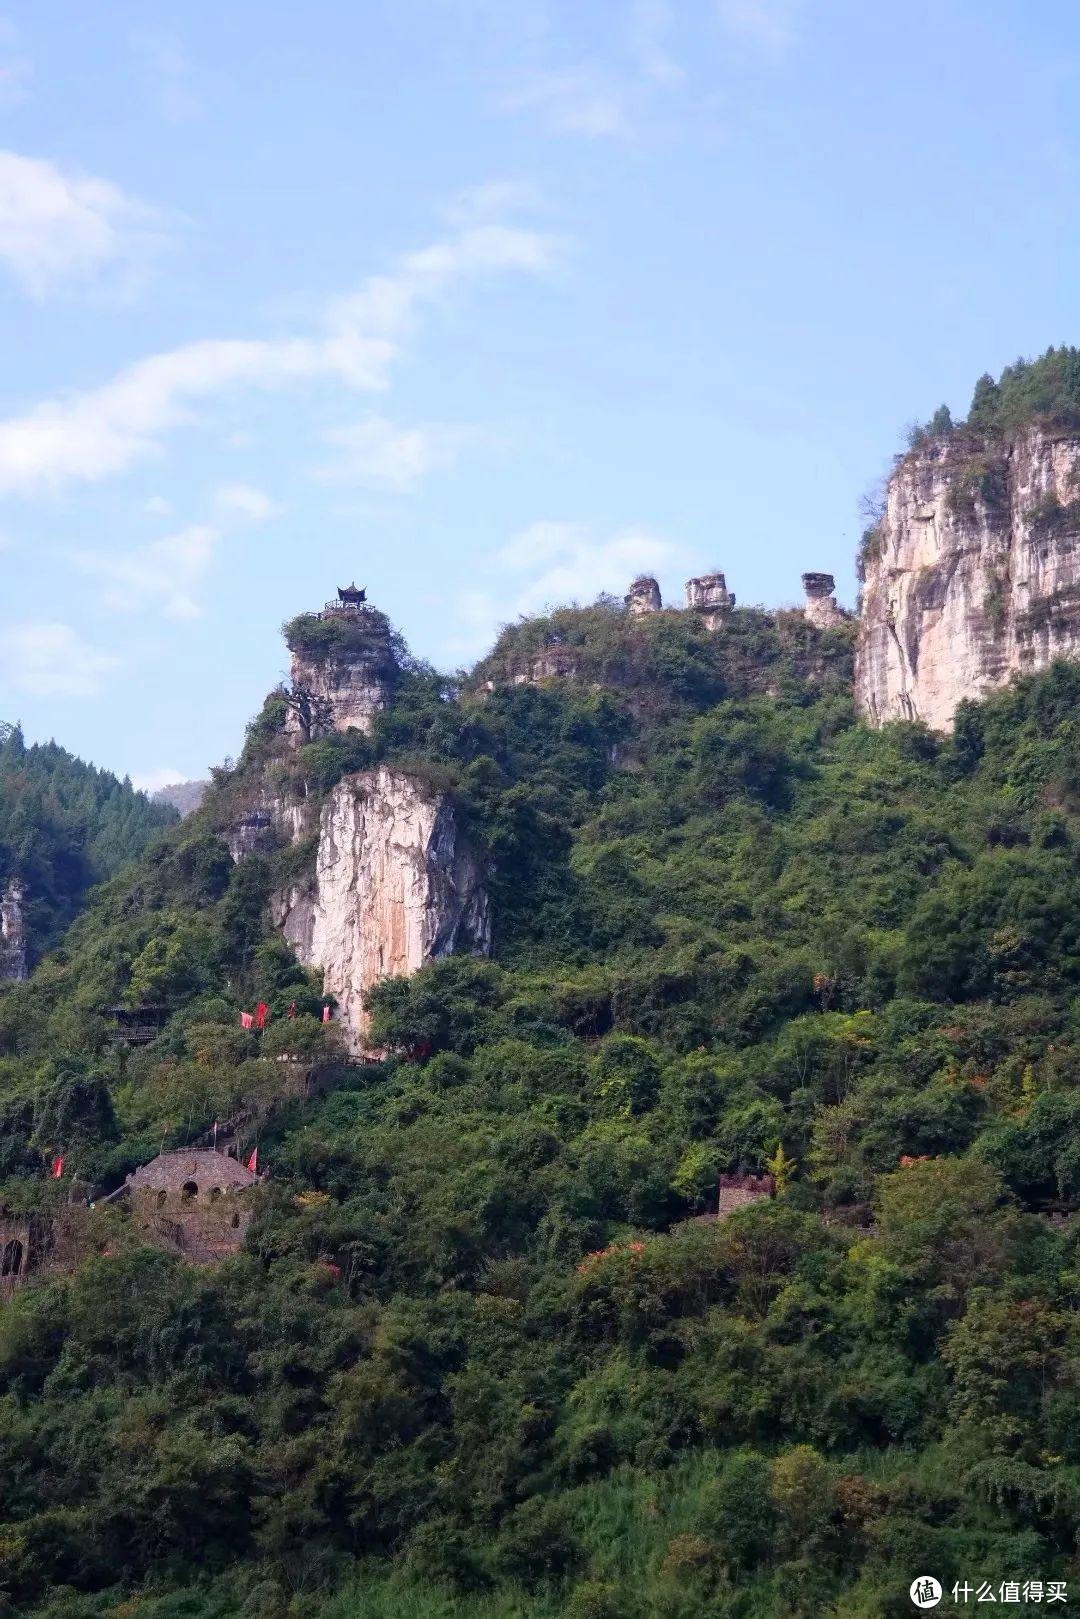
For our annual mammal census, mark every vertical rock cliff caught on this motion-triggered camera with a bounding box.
[0,878,28,982]
[855,425,1080,729]
[283,602,398,742]
[272,766,490,1046]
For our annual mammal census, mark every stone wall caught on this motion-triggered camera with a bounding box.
[0,1213,34,1297]
[127,1148,258,1262]
[715,1171,775,1217]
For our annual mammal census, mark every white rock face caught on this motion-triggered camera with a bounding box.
[284,607,397,744]
[625,576,662,615]
[272,767,490,1046]
[685,573,735,625]
[856,426,1080,729]
[802,572,847,630]
[0,878,27,981]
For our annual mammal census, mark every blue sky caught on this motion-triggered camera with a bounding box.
[0,0,1078,788]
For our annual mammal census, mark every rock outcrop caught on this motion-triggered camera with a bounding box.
[685,573,735,629]
[802,572,846,630]
[856,426,1080,729]
[272,766,490,1046]
[224,782,318,863]
[625,576,662,615]
[284,602,398,743]
[0,879,27,982]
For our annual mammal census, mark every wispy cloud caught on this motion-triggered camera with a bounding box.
[0,214,560,495]
[449,519,689,657]
[500,67,630,138]
[130,29,201,123]
[0,17,30,107]
[213,482,280,520]
[628,0,684,87]
[0,150,168,299]
[71,483,277,619]
[0,620,118,697]
[442,180,543,227]
[317,415,474,492]
[72,522,218,620]
[715,0,800,53]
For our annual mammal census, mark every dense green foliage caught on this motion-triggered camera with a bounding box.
[0,724,176,967]
[907,344,1080,447]
[3,611,1080,1617]
[283,607,406,670]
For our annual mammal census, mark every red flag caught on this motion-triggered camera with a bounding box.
[50,1154,63,1179]
[255,1001,269,1030]
[240,1011,254,1030]
[321,1004,331,1023]
[246,1148,258,1173]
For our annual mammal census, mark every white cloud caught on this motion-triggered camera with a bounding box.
[500,68,630,137]
[0,216,560,496]
[716,0,800,52]
[72,522,219,620]
[448,519,689,656]
[73,483,277,619]
[0,620,118,697]
[131,767,185,793]
[143,494,172,516]
[443,180,542,226]
[0,17,29,107]
[213,482,279,520]
[0,150,166,298]
[628,0,683,86]
[318,415,473,492]
[130,30,201,123]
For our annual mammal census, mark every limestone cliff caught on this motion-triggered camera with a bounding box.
[283,602,398,743]
[272,766,490,1046]
[802,573,847,630]
[685,573,735,629]
[0,878,27,982]
[225,785,316,863]
[856,425,1080,729]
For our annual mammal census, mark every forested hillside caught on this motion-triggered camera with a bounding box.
[0,725,177,969]
[2,606,1080,1618]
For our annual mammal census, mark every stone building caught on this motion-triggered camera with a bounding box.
[126,1148,260,1262]
[0,1212,35,1297]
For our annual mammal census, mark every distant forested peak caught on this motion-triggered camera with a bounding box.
[0,722,177,969]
